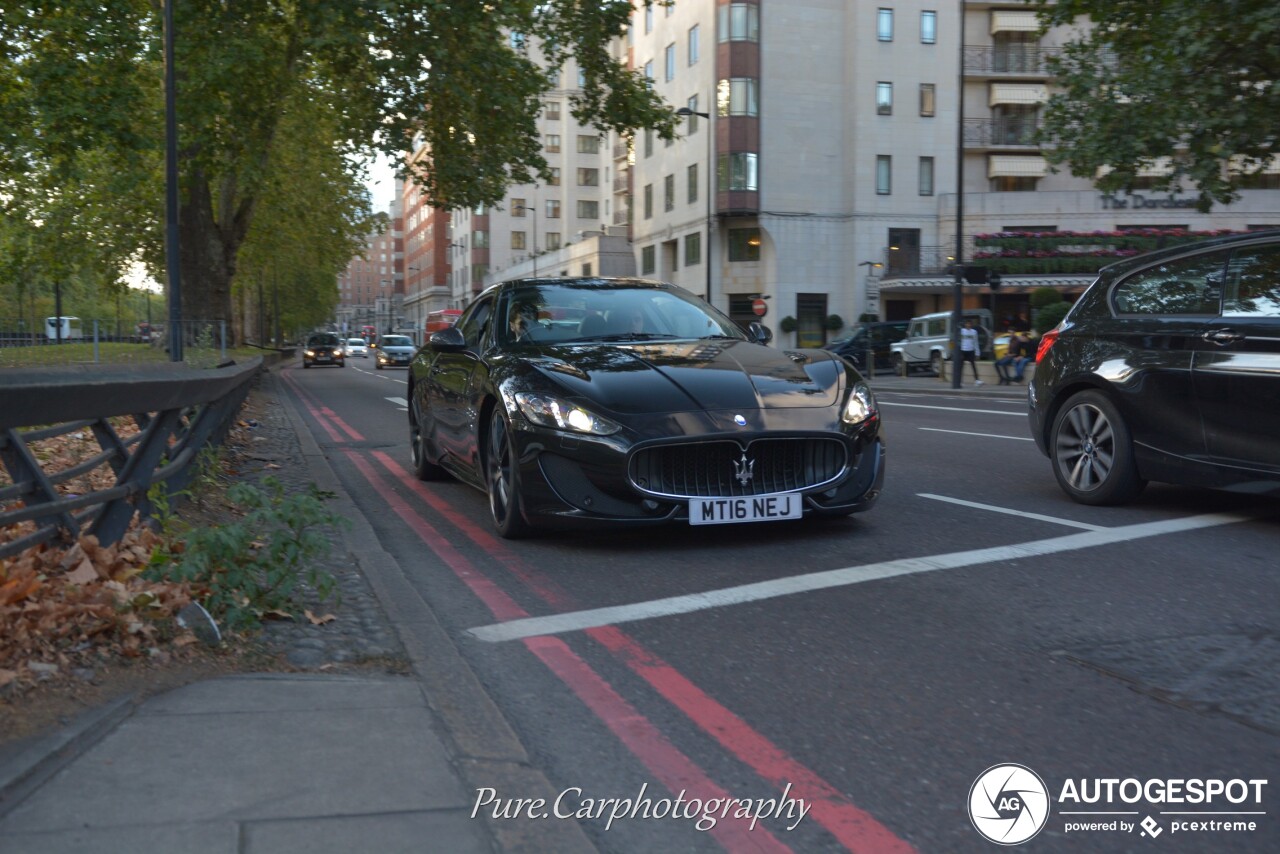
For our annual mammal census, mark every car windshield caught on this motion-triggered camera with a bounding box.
[347,339,365,346]
[309,334,340,346]
[380,336,412,346]
[497,281,748,346]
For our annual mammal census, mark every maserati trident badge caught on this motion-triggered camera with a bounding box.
[734,414,747,426]
[734,453,755,486]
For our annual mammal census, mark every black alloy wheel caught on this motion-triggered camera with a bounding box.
[409,395,448,481]
[1050,389,1147,505]
[486,407,532,539]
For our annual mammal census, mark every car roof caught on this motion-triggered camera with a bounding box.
[1097,228,1280,277]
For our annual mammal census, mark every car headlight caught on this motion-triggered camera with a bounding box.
[514,392,620,436]
[304,349,315,357]
[842,383,877,425]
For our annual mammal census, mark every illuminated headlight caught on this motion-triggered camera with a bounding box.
[305,349,315,357]
[842,383,877,425]
[514,392,620,436]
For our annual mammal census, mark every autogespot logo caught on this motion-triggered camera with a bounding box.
[969,764,1051,845]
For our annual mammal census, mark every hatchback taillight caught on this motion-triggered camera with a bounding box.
[1036,328,1060,362]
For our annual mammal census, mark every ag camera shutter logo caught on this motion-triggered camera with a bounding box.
[969,764,1051,845]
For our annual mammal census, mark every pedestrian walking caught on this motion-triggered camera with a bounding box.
[960,318,983,386]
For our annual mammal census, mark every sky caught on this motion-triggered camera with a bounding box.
[364,152,398,209]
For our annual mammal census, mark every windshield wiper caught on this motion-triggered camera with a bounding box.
[571,332,681,342]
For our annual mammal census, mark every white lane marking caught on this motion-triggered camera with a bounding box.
[466,512,1255,643]
[386,396,409,407]
[917,493,1106,531]
[919,427,1033,441]
[879,401,1025,416]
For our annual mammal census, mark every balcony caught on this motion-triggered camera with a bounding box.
[963,46,1061,77]
[613,140,631,159]
[613,169,629,191]
[963,118,1040,149]
[612,207,630,226]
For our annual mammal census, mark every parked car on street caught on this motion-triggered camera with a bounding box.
[344,338,368,358]
[824,320,910,373]
[1030,229,1280,504]
[303,332,345,368]
[375,334,415,369]
[407,277,885,537]
[890,309,993,375]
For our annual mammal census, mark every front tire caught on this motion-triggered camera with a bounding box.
[409,395,448,481]
[930,351,943,376]
[486,407,533,539]
[1050,390,1147,505]
[893,353,906,377]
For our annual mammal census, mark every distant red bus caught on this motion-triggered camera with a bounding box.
[359,324,377,341]
[425,309,462,333]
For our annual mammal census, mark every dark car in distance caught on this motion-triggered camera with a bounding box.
[824,321,910,373]
[408,277,885,537]
[303,332,345,368]
[1030,230,1280,504]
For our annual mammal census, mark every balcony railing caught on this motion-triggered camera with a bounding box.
[613,140,631,159]
[612,207,630,226]
[963,46,1062,76]
[613,170,629,191]
[963,118,1041,149]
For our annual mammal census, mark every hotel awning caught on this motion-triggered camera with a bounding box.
[989,84,1049,107]
[1095,157,1175,179]
[989,155,1049,178]
[990,11,1040,34]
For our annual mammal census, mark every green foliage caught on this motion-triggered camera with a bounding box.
[1030,287,1066,309]
[147,477,343,632]
[1029,0,1280,211]
[858,312,880,323]
[1034,301,1072,334]
[779,316,798,334]
[825,314,844,331]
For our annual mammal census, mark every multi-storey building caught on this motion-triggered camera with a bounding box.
[335,186,404,337]
[621,1,1280,347]
[401,141,454,335]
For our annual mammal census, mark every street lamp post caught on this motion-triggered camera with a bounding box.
[951,3,967,389]
[675,106,713,304]
[514,204,538,276]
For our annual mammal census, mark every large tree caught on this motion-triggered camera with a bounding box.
[0,1,675,336]
[1030,0,1280,212]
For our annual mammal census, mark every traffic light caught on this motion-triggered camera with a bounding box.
[988,270,1003,291]
[963,265,989,285]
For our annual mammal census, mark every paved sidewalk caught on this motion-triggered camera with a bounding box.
[0,364,593,854]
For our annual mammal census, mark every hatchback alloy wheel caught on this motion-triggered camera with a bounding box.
[1050,390,1146,505]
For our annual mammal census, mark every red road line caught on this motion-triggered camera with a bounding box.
[280,370,345,444]
[368,450,914,854]
[344,450,791,850]
[281,368,365,442]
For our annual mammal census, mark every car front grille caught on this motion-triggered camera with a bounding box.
[630,438,847,498]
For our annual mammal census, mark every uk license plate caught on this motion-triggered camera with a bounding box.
[688,493,803,526]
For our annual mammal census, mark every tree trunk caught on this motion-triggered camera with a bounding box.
[175,169,254,347]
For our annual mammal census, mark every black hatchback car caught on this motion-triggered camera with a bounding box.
[303,332,345,368]
[824,321,910,373]
[1029,230,1280,504]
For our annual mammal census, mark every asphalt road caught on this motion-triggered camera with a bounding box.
[280,357,1279,853]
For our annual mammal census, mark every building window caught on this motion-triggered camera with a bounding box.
[546,232,561,250]
[510,32,526,50]
[545,134,561,153]
[990,176,1039,192]
[664,174,675,212]
[728,228,762,262]
[582,262,593,277]
[577,135,600,154]
[577,200,599,219]
[644,128,654,158]
[543,101,560,120]
[645,6,653,33]
[717,153,759,191]
[643,60,654,81]
[921,11,937,44]
[545,199,561,218]
[718,4,760,42]
[511,231,526,250]
[547,168,561,186]
[876,155,892,195]
[717,77,759,117]
[685,232,702,266]
[511,198,526,216]
[687,163,699,203]
[919,157,935,196]
[644,183,654,219]
[688,25,700,65]
[641,245,656,274]
[665,43,676,82]
[473,230,488,248]
[877,8,893,41]
[577,167,599,186]
[920,83,936,117]
[876,82,893,115]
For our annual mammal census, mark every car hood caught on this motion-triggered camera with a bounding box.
[521,340,845,414]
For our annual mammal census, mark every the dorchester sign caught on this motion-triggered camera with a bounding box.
[1101,193,1202,210]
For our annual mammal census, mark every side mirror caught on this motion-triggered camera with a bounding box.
[748,322,773,345]
[429,326,467,353]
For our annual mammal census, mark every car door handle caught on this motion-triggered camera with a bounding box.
[1201,329,1245,346]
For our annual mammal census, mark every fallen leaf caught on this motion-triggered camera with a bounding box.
[65,558,98,586]
[263,609,294,621]
[0,668,17,687]
[305,609,336,625]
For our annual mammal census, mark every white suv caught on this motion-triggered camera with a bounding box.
[890,309,993,375]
